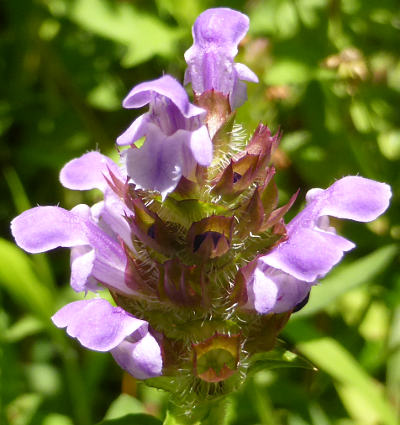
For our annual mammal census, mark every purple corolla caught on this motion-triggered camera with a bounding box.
[244,176,392,314]
[52,299,162,380]
[117,75,213,199]
[10,151,163,380]
[184,8,258,109]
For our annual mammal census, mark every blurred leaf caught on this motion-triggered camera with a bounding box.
[336,383,381,425]
[285,321,398,425]
[87,77,122,111]
[2,315,44,343]
[250,0,299,39]
[104,394,146,420]
[25,363,61,396]
[97,413,162,425]
[42,413,74,425]
[155,0,202,26]
[387,306,400,414]
[309,403,331,425]
[4,167,31,214]
[264,60,313,85]
[69,0,182,66]
[0,238,54,320]
[4,167,55,288]
[6,393,42,425]
[294,244,398,318]
[248,348,316,375]
[378,129,400,160]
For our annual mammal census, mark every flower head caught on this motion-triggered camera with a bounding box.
[9,7,392,413]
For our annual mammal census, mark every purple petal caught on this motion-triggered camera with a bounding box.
[180,125,213,178]
[235,63,259,83]
[116,113,151,146]
[59,152,121,192]
[191,8,249,55]
[11,206,88,253]
[70,246,99,293]
[314,176,392,222]
[52,299,148,351]
[184,8,257,108]
[122,75,205,120]
[246,261,312,314]
[124,124,185,199]
[260,176,391,282]
[11,206,135,295]
[111,333,163,380]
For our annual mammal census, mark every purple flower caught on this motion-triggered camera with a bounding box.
[52,299,162,379]
[117,75,213,199]
[11,152,164,380]
[244,176,392,314]
[184,8,258,109]
[11,151,135,295]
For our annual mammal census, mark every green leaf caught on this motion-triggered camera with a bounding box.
[294,244,398,318]
[2,315,44,342]
[248,347,316,375]
[6,393,42,425]
[284,321,398,425]
[69,0,182,66]
[104,394,146,420]
[387,306,400,414]
[97,413,162,425]
[0,238,54,320]
[263,60,313,85]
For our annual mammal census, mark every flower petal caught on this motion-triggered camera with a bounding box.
[59,152,121,192]
[235,63,259,83]
[12,206,135,295]
[246,262,312,314]
[116,113,151,146]
[125,124,184,199]
[70,246,99,293]
[317,176,392,222]
[260,176,391,282]
[184,8,257,108]
[122,75,205,120]
[261,227,355,282]
[185,125,213,167]
[11,206,88,253]
[52,299,148,351]
[111,333,163,380]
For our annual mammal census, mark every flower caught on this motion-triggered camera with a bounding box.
[9,7,393,409]
[52,299,162,380]
[184,8,258,109]
[10,151,164,380]
[117,75,213,199]
[243,176,392,314]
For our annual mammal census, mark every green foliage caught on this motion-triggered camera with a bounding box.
[1,0,399,424]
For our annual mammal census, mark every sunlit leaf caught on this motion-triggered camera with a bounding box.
[285,321,398,425]
[104,394,146,420]
[69,0,182,66]
[0,238,54,320]
[97,413,162,425]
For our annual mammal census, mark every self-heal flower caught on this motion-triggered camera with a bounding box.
[184,8,258,109]
[10,152,164,380]
[52,299,162,380]
[244,176,392,314]
[9,7,393,420]
[117,75,213,199]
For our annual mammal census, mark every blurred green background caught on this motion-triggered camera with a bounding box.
[1,0,399,424]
